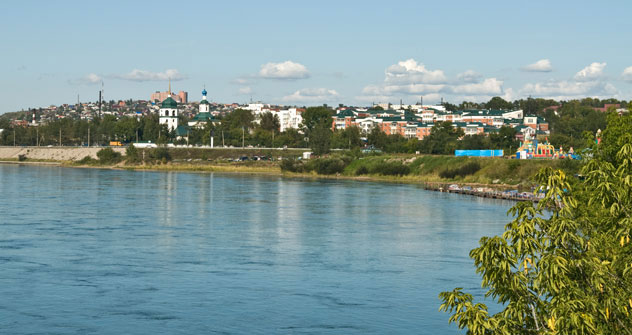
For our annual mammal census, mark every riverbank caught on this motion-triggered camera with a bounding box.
[0,146,580,201]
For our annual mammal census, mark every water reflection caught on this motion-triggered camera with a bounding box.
[0,164,513,334]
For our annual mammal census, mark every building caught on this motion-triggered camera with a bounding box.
[151,90,188,103]
[188,88,218,128]
[159,83,178,132]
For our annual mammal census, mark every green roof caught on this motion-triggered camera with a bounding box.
[199,99,210,105]
[191,112,214,122]
[337,109,355,117]
[175,125,190,137]
[161,96,178,109]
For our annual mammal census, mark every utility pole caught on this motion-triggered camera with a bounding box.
[13,130,16,146]
[242,126,245,148]
[36,127,39,147]
[88,127,90,147]
[59,128,62,146]
[222,130,225,147]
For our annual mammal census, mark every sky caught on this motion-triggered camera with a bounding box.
[2,0,632,113]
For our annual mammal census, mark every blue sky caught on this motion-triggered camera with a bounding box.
[2,0,631,113]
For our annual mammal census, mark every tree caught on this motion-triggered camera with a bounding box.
[489,126,519,153]
[259,112,280,133]
[301,106,333,134]
[485,97,514,110]
[331,126,362,149]
[420,121,464,154]
[439,114,632,334]
[309,124,332,155]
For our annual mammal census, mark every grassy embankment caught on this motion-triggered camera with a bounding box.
[4,146,580,188]
[280,154,582,189]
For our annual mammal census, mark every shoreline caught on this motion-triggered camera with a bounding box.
[0,159,538,202]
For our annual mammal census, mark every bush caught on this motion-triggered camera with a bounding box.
[77,155,96,165]
[439,161,481,179]
[370,161,410,176]
[148,147,171,163]
[355,165,369,175]
[17,154,27,162]
[96,148,122,164]
[280,158,304,173]
[309,157,347,175]
[125,144,141,164]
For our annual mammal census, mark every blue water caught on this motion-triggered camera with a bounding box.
[0,164,513,334]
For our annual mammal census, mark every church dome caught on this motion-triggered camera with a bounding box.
[202,89,207,96]
[161,96,178,109]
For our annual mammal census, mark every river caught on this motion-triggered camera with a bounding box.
[0,164,513,334]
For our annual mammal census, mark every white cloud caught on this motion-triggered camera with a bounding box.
[457,70,482,83]
[359,59,504,103]
[522,59,553,72]
[449,78,504,95]
[574,62,606,81]
[385,59,447,84]
[69,73,102,85]
[114,69,186,82]
[520,79,617,99]
[238,86,252,95]
[281,88,339,102]
[232,78,251,85]
[259,61,309,80]
[622,66,632,82]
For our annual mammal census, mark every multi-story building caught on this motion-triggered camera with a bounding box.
[151,90,188,103]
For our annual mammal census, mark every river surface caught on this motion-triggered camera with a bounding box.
[0,164,514,334]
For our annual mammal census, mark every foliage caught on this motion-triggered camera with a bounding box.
[301,106,333,134]
[148,147,171,163]
[259,112,280,133]
[77,155,96,165]
[439,115,632,334]
[125,144,141,164]
[96,148,122,164]
[306,157,348,175]
[420,121,465,155]
[485,97,514,110]
[331,126,363,149]
[280,158,304,173]
[369,161,410,176]
[439,161,481,179]
[309,124,332,155]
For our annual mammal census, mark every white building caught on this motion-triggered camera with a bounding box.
[277,108,303,132]
[159,91,178,132]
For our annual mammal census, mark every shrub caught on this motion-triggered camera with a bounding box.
[148,147,171,163]
[439,161,481,179]
[125,144,141,164]
[355,165,369,175]
[370,161,410,176]
[280,158,304,173]
[308,157,347,175]
[96,148,122,164]
[17,154,27,162]
[77,155,96,165]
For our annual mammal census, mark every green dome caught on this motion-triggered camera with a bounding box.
[199,99,210,105]
[161,96,178,109]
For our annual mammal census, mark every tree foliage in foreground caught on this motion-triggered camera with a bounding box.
[439,114,632,334]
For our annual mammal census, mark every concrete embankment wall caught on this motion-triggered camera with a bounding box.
[0,146,125,161]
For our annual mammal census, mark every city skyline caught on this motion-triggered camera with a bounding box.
[2,0,632,113]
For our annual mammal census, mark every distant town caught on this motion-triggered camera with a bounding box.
[0,85,630,158]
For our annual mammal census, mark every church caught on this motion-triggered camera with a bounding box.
[188,88,218,128]
[158,81,179,132]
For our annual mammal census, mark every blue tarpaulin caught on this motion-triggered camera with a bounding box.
[455,150,504,157]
